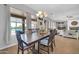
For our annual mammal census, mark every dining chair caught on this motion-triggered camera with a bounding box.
[52,29,57,47]
[16,30,34,54]
[48,29,57,47]
[38,30,56,54]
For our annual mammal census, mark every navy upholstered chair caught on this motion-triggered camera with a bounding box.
[38,30,56,53]
[16,30,33,54]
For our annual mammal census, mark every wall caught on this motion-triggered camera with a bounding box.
[0,5,9,48]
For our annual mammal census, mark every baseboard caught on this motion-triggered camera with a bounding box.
[0,43,17,50]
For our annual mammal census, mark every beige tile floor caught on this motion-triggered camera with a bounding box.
[0,35,79,54]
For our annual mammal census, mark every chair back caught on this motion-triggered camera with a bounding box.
[53,29,57,35]
[48,29,56,45]
[48,34,53,44]
[16,30,24,49]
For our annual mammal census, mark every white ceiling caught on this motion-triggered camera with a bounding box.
[26,4,79,21]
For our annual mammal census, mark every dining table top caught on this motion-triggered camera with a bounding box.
[21,32,50,45]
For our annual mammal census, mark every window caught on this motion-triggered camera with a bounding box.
[10,17,23,35]
[31,21,37,29]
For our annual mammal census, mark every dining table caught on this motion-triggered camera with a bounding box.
[21,31,50,53]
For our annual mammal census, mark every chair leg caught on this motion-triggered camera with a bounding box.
[27,49,30,54]
[22,50,24,54]
[33,44,35,51]
[17,47,19,54]
[51,43,53,52]
[31,44,35,53]
[54,40,56,47]
[48,47,49,54]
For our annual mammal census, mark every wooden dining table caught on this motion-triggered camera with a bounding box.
[21,32,50,53]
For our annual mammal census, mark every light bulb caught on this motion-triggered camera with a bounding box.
[36,14,39,17]
[38,11,42,15]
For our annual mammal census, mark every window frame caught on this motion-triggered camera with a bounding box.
[10,13,26,35]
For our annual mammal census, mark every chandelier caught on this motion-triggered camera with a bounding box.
[36,11,48,19]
